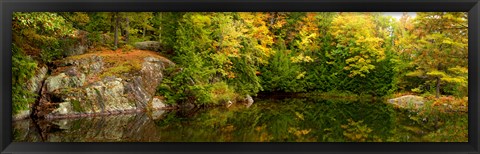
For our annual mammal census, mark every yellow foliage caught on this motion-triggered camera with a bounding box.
[329,13,386,77]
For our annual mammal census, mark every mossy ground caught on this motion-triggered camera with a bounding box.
[67,47,171,79]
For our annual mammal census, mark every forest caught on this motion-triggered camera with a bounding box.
[12,12,469,142]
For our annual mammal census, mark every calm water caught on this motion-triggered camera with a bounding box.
[13,96,458,142]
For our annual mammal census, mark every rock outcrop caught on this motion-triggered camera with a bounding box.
[387,95,425,110]
[64,30,90,56]
[134,41,162,52]
[35,54,173,119]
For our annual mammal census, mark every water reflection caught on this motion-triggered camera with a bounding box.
[13,97,455,142]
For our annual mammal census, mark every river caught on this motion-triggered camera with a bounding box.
[12,96,466,142]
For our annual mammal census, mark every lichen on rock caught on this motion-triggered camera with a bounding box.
[35,52,174,119]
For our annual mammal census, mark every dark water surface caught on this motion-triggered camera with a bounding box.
[13,96,465,142]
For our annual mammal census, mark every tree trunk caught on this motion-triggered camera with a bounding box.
[110,13,115,32]
[143,26,146,39]
[125,17,130,43]
[158,13,162,43]
[114,12,119,49]
[436,77,441,98]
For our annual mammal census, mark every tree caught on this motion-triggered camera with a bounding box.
[154,12,185,53]
[238,12,275,64]
[114,12,120,49]
[406,12,468,98]
[328,13,386,77]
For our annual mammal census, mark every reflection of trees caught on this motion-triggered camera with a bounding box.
[164,98,397,142]
[13,98,397,142]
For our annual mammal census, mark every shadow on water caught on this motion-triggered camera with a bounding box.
[13,96,467,142]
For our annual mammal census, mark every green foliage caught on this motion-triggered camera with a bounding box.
[39,37,68,63]
[260,47,307,92]
[156,68,191,105]
[12,44,37,114]
[227,55,263,96]
[156,67,237,106]
[85,13,111,33]
[210,82,237,105]
[13,12,74,63]
[14,12,73,35]
[403,12,468,97]
[59,12,90,30]
[421,113,468,142]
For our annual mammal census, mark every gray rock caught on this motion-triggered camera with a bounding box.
[63,55,104,77]
[125,76,151,109]
[45,73,68,93]
[45,73,86,93]
[245,95,254,108]
[51,102,73,115]
[64,67,79,77]
[150,97,166,110]
[84,79,133,113]
[134,41,162,51]
[101,77,132,111]
[141,57,165,93]
[65,45,87,57]
[388,95,425,110]
[226,100,233,108]
[37,54,171,118]
[65,30,89,56]
[85,82,107,112]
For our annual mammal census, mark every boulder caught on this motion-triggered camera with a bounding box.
[125,76,151,109]
[134,41,162,51]
[388,95,425,110]
[141,57,165,93]
[65,45,88,57]
[245,95,254,108]
[61,55,104,77]
[36,55,171,119]
[65,30,90,56]
[83,77,134,113]
[45,73,86,93]
[51,102,73,115]
[150,97,166,110]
